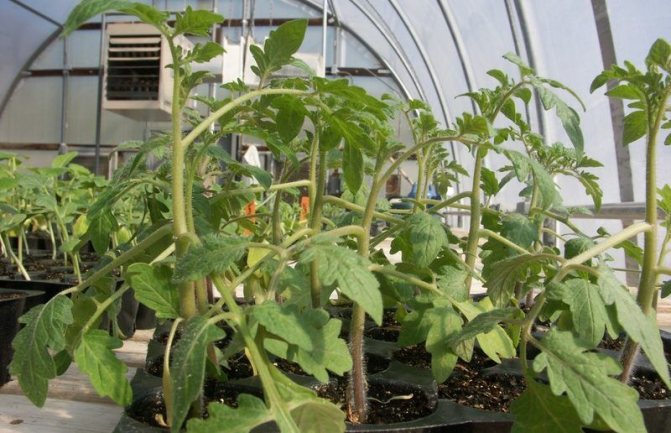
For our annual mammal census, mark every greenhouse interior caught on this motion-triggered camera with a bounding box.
[0,1,670,432]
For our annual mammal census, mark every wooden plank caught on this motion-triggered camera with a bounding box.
[0,395,122,433]
[0,366,137,405]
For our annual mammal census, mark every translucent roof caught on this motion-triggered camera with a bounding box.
[1,0,670,209]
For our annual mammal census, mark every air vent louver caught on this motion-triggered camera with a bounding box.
[106,35,161,101]
[102,23,190,121]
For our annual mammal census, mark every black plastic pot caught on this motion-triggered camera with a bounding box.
[0,279,70,312]
[0,289,28,386]
[115,315,671,433]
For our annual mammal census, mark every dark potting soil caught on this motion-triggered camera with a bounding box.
[128,385,263,428]
[364,326,400,342]
[146,353,254,380]
[598,336,625,351]
[438,354,524,412]
[315,378,435,424]
[393,344,432,369]
[0,292,25,301]
[274,353,390,377]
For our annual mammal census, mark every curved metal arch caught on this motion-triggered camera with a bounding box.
[354,0,428,102]
[437,0,478,115]
[0,27,62,118]
[509,0,547,137]
[387,0,453,128]
[287,0,417,102]
[298,0,427,102]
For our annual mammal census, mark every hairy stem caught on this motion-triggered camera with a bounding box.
[464,146,485,292]
[621,88,670,383]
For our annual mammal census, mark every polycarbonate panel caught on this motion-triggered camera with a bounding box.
[0,77,62,143]
[0,2,60,112]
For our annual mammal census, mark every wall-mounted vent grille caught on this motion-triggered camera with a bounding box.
[102,23,191,121]
[106,34,161,101]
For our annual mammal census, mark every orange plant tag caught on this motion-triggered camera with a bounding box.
[299,196,310,222]
[243,200,256,235]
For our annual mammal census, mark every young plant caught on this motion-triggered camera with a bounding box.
[591,38,671,382]
[11,2,354,432]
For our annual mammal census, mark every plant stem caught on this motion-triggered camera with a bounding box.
[211,274,300,432]
[309,141,327,307]
[621,88,670,383]
[181,89,309,151]
[464,146,485,292]
[3,234,30,280]
[324,195,403,224]
[163,318,183,428]
[478,228,532,256]
[421,191,472,213]
[65,223,173,295]
[369,265,442,296]
[347,149,388,423]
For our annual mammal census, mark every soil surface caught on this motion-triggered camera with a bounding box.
[0,292,25,301]
[146,352,254,380]
[0,252,100,283]
[365,326,400,342]
[437,353,524,412]
[128,385,263,428]
[274,352,389,377]
[394,342,670,411]
[315,378,436,424]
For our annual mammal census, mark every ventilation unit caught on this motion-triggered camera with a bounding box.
[103,22,192,121]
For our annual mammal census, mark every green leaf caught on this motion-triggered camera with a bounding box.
[597,267,671,388]
[63,0,134,36]
[0,212,26,231]
[170,315,226,432]
[402,212,448,268]
[480,167,500,196]
[398,306,434,347]
[503,52,534,76]
[662,280,671,298]
[274,96,306,142]
[646,38,671,68]
[501,213,538,249]
[623,110,647,145]
[564,237,594,260]
[342,142,364,194]
[505,150,560,209]
[266,309,351,383]
[252,303,314,351]
[424,307,462,382]
[51,151,78,169]
[88,209,118,254]
[74,330,131,406]
[549,279,608,347]
[534,330,645,433]
[532,82,584,154]
[511,379,584,433]
[300,241,382,324]
[174,6,223,36]
[290,398,345,433]
[484,254,554,306]
[125,263,180,319]
[10,296,74,407]
[453,298,516,363]
[63,0,169,36]
[186,42,225,63]
[263,19,308,73]
[447,305,519,347]
[173,235,249,283]
[187,394,272,433]
[487,69,509,86]
[606,84,643,100]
